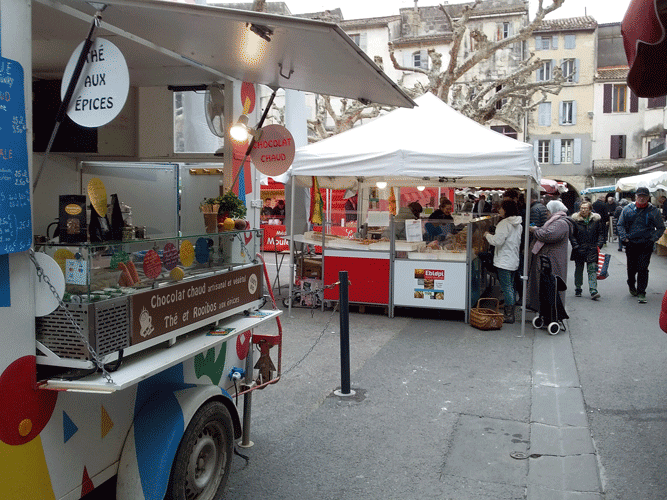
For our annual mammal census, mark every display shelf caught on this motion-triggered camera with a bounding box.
[40,310,281,393]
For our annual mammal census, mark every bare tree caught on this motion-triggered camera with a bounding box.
[388,0,568,131]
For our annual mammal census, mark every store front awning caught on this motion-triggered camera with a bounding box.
[32,0,415,108]
[622,0,667,97]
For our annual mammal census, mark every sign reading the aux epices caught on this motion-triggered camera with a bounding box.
[61,38,129,128]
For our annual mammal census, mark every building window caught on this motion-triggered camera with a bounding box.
[648,137,665,156]
[495,85,507,110]
[561,139,574,163]
[564,34,576,49]
[647,95,667,108]
[350,34,360,46]
[610,135,627,159]
[561,59,577,83]
[490,125,518,139]
[560,101,575,125]
[613,84,627,112]
[497,22,511,40]
[541,37,551,50]
[537,140,550,163]
[537,61,552,81]
[412,50,429,69]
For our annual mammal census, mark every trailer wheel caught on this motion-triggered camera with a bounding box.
[532,316,544,329]
[167,401,234,500]
[547,322,560,335]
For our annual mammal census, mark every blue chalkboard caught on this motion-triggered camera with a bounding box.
[0,56,31,255]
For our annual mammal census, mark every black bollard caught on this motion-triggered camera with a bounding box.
[338,271,351,395]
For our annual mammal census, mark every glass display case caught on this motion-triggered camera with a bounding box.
[35,230,265,369]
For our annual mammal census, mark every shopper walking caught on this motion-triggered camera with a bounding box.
[613,199,630,251]
[617,187,666,303]
[570,201,606,300]
[484,200,522,323]
[526,200,573,312]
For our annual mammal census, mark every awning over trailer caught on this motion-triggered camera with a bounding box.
[32,0,415,108]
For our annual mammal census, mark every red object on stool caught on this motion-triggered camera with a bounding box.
[660,290,667,333]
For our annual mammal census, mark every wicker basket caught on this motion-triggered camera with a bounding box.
[470,298,503,330]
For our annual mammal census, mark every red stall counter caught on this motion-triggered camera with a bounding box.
[323,249,390,305]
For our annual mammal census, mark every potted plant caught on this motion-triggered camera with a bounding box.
[217,191,247,220]
[199,197,221,214]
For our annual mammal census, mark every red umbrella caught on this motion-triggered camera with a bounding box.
[622,0,667,97]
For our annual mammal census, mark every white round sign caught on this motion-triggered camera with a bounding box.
[250,124,295,176]
[34,253,66,317]
[61,38,129,128]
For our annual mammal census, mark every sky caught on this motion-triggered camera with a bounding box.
[283,0,632,25]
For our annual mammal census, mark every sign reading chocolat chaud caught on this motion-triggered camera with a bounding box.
[130,265,261,344]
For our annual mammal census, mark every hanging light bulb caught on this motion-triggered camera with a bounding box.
[376,181,387,189]
[417,186,425,191]
[230,115,250,142]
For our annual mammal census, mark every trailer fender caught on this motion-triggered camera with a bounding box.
[116,374,240,500]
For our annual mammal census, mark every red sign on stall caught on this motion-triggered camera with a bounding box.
[262,225,289,252]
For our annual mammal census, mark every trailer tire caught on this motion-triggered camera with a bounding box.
[167,400,234,500]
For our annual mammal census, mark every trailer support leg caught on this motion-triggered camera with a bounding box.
[239,339,254,448]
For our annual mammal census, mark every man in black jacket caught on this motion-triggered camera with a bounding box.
[618,187,666,303]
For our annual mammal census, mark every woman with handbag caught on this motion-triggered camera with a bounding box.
[570,201,606,300]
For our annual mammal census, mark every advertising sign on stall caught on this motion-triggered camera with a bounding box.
[251,124,295,176]
[61,38,129,128]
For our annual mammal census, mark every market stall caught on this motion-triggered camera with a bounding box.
[289,93,540,330]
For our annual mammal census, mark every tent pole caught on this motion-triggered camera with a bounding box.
[288,174,296,317]
[520,178,532,338]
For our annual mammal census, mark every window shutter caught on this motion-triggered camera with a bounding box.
[533,140,539,161]
[610,135,620,159]
[360,32,368,52]
[538,103,547,126]
[571,101,577,124]
[648,95,667,108]
[552,35,558,49]
[403,52,412,68]
[630,91,639,112]
[553,139,562,164]
[574,59,580,83]
[559,102,565,125]
[573,138,582,164]
[620,135,627,158]
[497,23,502,41]
[551,59,557,79]
[564,34,576,49]
[508,23,514,37]
[421,50,429,70]
[535,36,542,51]
[603,84,612,113]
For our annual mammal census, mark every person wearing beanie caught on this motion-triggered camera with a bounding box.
[617,186,666,303]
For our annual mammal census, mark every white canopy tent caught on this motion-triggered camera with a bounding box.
[289,93,540,189]
[287,93,541,334]
[616,171,667,192]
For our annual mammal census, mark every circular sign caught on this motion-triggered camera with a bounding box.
[34,253,66,317]
[195,238,210,264]
[87,178,107,217]
[250,124,295,176]
[163,243,179,270]
[180,240,195,267]
[65,204,82,215]
[248,273,258,295]
[61,38,129,128]
[142,249,162,280]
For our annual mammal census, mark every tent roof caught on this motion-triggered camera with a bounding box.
[290,93,540,189]
[32,0,414,107]
[616,171,667,192]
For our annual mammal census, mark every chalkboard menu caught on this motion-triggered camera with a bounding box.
[0,57,31,255]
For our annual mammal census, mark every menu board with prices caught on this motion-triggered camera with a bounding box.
[0,57,31,255]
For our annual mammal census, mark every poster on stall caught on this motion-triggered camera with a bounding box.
[0,56,31,256]
[405,219,423,242]
[413,269,445,301]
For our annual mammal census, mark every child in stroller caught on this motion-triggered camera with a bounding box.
[532,255,569,335]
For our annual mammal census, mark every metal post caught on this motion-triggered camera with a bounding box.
[239,338,254,448]
[334,271,355,397]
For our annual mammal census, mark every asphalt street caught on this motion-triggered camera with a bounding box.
[224,246,667,500]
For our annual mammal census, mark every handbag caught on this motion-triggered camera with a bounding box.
[597,247,611,280]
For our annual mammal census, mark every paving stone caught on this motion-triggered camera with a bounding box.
[531,386,588,427]
[533,332,580,388]
[527,485,604,500]
[528,454,601,492]
[530,423,595,456]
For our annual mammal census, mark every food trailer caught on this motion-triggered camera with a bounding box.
[288,93,540,325]
[0,1,414,498]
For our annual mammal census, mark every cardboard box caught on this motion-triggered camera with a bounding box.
[298,257,322,279]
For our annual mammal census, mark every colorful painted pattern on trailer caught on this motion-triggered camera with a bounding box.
[0,331,246,499]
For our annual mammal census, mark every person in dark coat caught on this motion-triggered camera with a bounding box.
[617,186,666,303]
[592,196,609,244]
[613,199,630,251]
[570,201,606,300]
[529,190,549,228]
[473,194,492,217]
